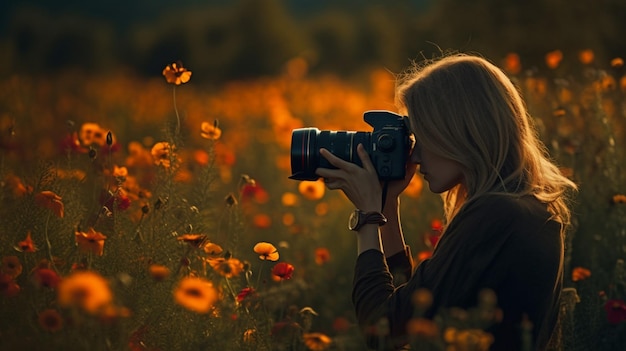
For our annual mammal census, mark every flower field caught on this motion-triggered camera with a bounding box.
[0,51,625,351]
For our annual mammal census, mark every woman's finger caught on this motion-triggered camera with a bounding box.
[356,144,376,174]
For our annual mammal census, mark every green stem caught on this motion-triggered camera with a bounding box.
[43,212,58,273]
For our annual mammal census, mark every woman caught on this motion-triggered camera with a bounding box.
[315,54,577,350]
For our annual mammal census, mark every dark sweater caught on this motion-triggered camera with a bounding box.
[353,194,563,350]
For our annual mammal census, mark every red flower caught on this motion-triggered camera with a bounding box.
[32,268,61,289]
[605,299,626,325]
[16,232,37,253]
[272,262,294,280]
[236,287,256,303]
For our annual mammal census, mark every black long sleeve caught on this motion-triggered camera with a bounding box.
[353,194,563,350]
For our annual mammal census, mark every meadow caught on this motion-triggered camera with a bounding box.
[0,51,625,351]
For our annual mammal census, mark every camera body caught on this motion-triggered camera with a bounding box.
[289,110,412,181]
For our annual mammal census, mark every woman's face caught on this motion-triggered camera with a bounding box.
[410,141,465,193]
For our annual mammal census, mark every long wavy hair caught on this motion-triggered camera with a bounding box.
[395,53,577,229]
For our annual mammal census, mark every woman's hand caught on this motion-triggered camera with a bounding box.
[315,144,383,212]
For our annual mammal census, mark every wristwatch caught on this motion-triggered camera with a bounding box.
[348,209,387,231]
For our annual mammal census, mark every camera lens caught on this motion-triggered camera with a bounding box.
[289,128,370,180]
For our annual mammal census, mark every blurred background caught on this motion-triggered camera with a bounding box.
[1,1,625,350]
[2,0,626,81]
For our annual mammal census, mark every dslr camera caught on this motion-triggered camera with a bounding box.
[289,110,413,181]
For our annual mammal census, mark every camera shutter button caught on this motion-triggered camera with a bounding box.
[377,134,395,151]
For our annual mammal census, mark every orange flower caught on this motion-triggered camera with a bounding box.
[253,242,279,261]
[176,234,208,248]
[281,192,298,206]
[571,267,591,282]
[611,57,624,68]
[314,247,331,265]
[1,256,22,278]
[612,194,626,204]
[404,176,423,198]
[148,264,171,282]
[79,122,108,148]
[203,242,224,256]
[253,214,272,229]
[0,273,20,297]
[34,190,64,218]
[503,52,521,75]
[200,121,222,140]
[208,257,244,278]
[298,180,325,200]
[151,142,176,168]
[545,50,563,69]
[38,309,63,332]
[302,332,332,350]
[75,228,107,256]
[113,165,128,179]
[578,49,594,65]
[162,61,192,85]
[174,276,219,314]
[406,318,439,339]
[57,270,113,314]
[4,174,32,197]
[16,231,37,253]
[272,262,294,280]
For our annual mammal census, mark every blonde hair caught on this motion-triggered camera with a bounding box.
[395,53,577,227]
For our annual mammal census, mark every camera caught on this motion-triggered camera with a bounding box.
[289,110,413,181]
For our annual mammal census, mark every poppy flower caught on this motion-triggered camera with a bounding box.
[151,142,176,168]
[545,50,563,69]
[604,299,626,325]
[1,256,22,278]
[502,52,522,75]
[404,176,423,198]
[241,179,269,204]
[38,309,63,332]
[253,242,279,261]
[578,49,594,65]
[32,268,61,289]
[272,262,294,280]
[162,61,192,85]
[200,121,222,140]
[208,257,244,278]
[34,190,64,218]
[75,228,107,256]
[611,57,624,68]
[406,318,439,339]
[202,242,224,256]
[298,180,325,200]
[236,287,256,303]
[302,332,332,350]
[15,231,37,253]
[4,174,32,197]
[148,264,170,282]
[444,328,494,350]
[612,194,626,204]
[571,267,591,282]
[281,192,298,207]
[173,276,219,314]
[176,234,208,248]
[253,214,272,229]
[79,123,108,148]
[0,273,20,297]
[314,247,331,265]
[57,270,113,314]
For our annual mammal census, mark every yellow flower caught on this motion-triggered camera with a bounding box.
[253,242,279,261]
[174,276,219,314]
[34,190,64,218]
[208,257,244,278]
[200,121,222,140]
[57,270,113,315]
[162,61,192,85]
[75,228,107,256]
[303,332,332,350]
